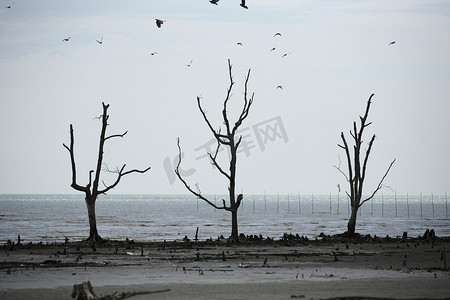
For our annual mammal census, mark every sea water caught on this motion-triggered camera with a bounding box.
[0,194,448,243]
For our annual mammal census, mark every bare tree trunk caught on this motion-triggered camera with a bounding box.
[86,197,101,241]
[229,148,239,241]
[347,205,358,235]
[231,209,239,241]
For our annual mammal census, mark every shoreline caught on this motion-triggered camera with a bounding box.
[1,234,449,299]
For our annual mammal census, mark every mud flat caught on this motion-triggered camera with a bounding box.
[1,234,449,299]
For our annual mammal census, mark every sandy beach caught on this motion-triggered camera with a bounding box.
[1,234,449,299]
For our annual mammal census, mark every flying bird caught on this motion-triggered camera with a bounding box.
[186,60,193,67]
[276,85,283,90]
[270,47,276,52]
[273,32,282,37]
[155,19,165,28]
[388,41,396,46]
[209,0,219,4]
[240,0,248,9]
[282,52,291,58]
[62,37,71,42]
[150,51,157,55]
[5,2,14,8]
[237,42,243,46]
[96,37,103,44]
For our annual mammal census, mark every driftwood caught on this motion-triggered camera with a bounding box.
[71,281,170,300]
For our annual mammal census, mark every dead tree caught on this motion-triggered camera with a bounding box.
[63,102,151,242]
[175,59,254,242]
[336,94,395,236]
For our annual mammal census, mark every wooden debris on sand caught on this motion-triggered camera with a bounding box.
[71,281,170,300]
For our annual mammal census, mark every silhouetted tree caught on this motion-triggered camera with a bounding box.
[63,102,151,242]
[175,59,254,242]
[336,94,395,236]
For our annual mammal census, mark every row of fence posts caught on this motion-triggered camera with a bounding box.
[201,192,448,219]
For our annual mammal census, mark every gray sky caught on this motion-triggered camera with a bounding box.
[1,0,449,196]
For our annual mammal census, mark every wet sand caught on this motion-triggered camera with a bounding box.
[1,235,449,299]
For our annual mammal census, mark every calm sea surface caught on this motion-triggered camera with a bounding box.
[0,194,448,243]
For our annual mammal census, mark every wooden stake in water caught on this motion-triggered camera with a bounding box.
[395,191,398,218]
[277,192,279,214]
[407,193,410,218]
[420,192,423,219]
[264,191,267,213]
[253,192,255,213]
[371,197,374,216]
[298,190,301,214]
[329,193,332,215]
[432,193,434,219]
[446,192,448,219]
[337,192,340,215]
[287,193,290,213]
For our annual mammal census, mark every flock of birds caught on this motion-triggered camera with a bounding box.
[6,1,396,91]
[55,2,293,90]
[58,15,396,91]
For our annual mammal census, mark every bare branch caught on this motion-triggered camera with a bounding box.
[105,131,128,141]
[235,135,243,150]
[97,164,151,195]
[360,158,396,207]
[233,68,253,134]
[334,165,350,182]
[333,155,350,182]
[175,138,231,211]
[222,59,235,136]
[383,184,395,192]
[340,132,353,187]
[207,140,231,180]
[361,134,376,183]
[236,194,243,208]
[363,94,374,121]
[88,170,93,188]
[103,163,120,173]
[197,96,229,142]
[121,166,151,176]
[63,124,90,193]
[92,104,110,194]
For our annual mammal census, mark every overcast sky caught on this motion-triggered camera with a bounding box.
[1,0,449,196]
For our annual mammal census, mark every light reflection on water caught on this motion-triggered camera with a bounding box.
[0,194,448,243]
